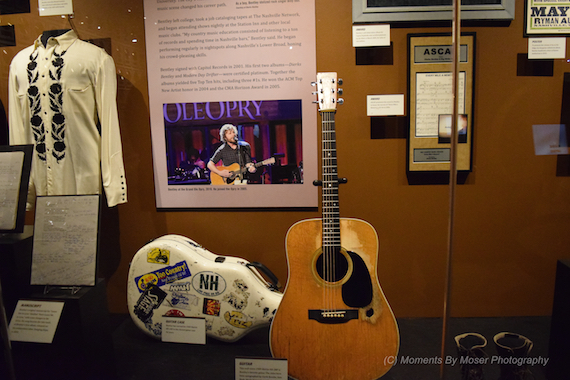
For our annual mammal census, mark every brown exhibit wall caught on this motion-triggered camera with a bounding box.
[0,1,568,318]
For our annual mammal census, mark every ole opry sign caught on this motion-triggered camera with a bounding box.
[163,101,264,124]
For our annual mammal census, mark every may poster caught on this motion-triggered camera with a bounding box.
[143,0,317,208]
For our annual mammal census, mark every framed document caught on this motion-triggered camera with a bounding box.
[353,0,515,24]
[31,195,100,287]
[0,145,32,233]
[525,0,570,36]
[407,33,475,174]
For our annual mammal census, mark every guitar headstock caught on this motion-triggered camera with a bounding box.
[312,72,343,112]
[264,157,276,166]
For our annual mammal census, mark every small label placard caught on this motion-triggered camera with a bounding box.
[414,45,468,63]
[367,94,405,116]
[413,148,451,163]
[532,124,569,155]
[161,316,206,344]
[235,357,288,380]
[9,300,64,343]
[38,0,73,16]
[528,38,566,59]
[352,24,390,47]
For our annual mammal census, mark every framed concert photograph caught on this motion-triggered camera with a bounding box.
[407,33,476,174]
[353,0,515,24]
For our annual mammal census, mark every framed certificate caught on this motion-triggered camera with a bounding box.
[407,33,475,175]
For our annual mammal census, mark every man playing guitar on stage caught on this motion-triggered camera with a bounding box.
[207,123,256,184]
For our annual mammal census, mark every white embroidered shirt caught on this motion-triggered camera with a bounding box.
[8,30,127,208]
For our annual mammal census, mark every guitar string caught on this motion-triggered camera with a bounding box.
[329,110,335,312]
[327,112,335,311]
[321,108,327,311]
[321,110,328,311]
[322,108,336,312]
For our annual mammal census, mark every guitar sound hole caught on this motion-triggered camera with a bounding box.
[315,249,349,283]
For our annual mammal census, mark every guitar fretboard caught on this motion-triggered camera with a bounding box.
[321,110,340,251]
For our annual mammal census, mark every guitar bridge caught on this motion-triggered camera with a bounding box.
[308,309,358,324]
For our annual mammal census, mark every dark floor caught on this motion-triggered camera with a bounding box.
[1,313,559,379]
[109,314,554,380]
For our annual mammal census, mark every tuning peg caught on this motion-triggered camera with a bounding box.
[338,89,343,95]
[337,98,344,105]
[338,78,343,85]
[311,81,316,87]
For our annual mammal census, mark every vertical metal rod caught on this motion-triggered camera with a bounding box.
[440,0,461,378]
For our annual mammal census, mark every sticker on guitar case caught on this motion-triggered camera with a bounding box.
[217,325,236,338]
[167,291,199,310]
[203,298,221,316]
[192,271,227,296]
[147,247,170,265]
[164,309,185,317]
[224,311,252,329]
[134,261,191,292]
[133,284,167,323]
[223,279,250,310]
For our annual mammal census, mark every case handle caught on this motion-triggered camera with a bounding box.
[246,262,281,291]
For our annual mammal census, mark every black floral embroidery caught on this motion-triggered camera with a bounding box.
[27,51,46,161]
[49,49,67,162]
[26,45,68,163]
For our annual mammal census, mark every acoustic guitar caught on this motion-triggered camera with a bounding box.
[269,73,399,379]
[210,157,276,185]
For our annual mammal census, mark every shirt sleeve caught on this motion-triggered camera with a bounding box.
[8,54,37,210]
[244,144,253,164]
[95,53,127,207]
[210,144,224,165]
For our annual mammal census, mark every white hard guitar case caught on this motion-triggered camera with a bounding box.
[127,234,282,342]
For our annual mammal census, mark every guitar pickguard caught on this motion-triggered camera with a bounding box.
[342,251,373,308]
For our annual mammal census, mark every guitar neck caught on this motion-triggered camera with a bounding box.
[315,72,342,252]
[321,109,341,251]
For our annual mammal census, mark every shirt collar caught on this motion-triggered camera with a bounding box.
[33,29,78,51]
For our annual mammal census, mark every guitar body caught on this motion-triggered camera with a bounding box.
[210,157,275,185]
[210,163,240,185]
[270,218,399,380]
